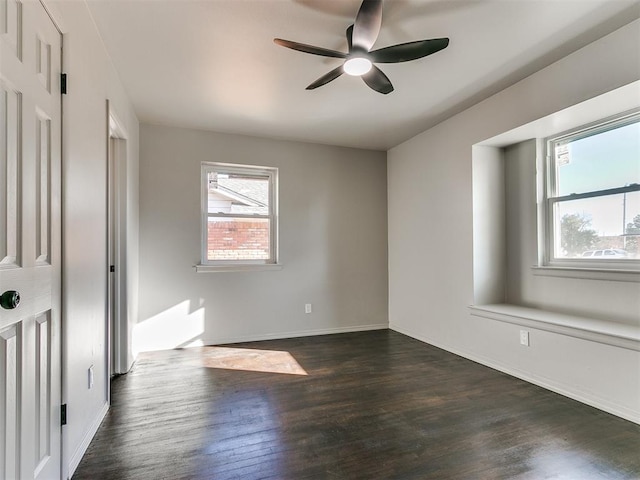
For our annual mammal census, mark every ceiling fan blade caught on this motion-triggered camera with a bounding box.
[346,24,354,53]
[274,38,347,59]
[369,38,450,63]
[352,0,383,52]
[362,65,393,94]
[306,65,345,90]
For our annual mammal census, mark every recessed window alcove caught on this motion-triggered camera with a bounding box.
[470,81,640,352]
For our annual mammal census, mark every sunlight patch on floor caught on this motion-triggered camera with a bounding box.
[194,346,308,375]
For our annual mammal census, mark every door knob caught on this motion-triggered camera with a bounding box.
[0,290,20,310]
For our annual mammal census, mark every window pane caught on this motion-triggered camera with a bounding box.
[553,191,640,259]
[207,217,270,261]
[207,172,269,215]
[554,120,640,196]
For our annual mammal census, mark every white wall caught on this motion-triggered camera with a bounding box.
[388,20,640,422]
[138,124,387,352]
[45,1,139,477]
[471,145,505,305]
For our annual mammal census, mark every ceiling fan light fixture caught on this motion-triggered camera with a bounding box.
[274,0,449,93]
[343,56,372,76]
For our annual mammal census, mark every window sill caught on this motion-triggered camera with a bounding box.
[531,266,640,283]
[195,264,283,273]
[469,304,640,351]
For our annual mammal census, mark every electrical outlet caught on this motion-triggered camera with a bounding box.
[88,365,94,389]
[305,303,312,314]
[520,330,530,347]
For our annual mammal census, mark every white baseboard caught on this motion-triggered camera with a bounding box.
[390,323,640,425]
[201,323,389,346]
[67,401,110,479]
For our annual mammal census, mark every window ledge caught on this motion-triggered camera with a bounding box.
[195,264,283,273]
[469,304,640,351]
[531,266,640,283]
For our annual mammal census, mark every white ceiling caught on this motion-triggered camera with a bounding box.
[86,0,640,150]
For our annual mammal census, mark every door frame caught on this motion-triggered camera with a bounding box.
[36,3,65,479]
[107,101,129,377]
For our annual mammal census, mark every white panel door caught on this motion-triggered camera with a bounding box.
[0,1,62,479]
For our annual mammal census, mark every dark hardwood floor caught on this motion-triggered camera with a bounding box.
[73,330,640,479]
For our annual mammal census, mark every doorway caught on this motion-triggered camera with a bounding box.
[107,104,129,377]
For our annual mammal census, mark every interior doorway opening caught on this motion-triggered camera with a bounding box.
[107,102,129,378]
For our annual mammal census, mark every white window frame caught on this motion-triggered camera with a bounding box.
[199,162,279,269]
[542,110,640,271]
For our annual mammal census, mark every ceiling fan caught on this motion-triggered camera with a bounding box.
[274,0,450,94]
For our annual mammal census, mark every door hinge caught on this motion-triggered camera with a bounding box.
[61,73,67,95]
[110,265,115,273]
[61,404,67,426]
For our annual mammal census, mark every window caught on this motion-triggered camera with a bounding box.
[544,111,640,269]
[201,162,278,266]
